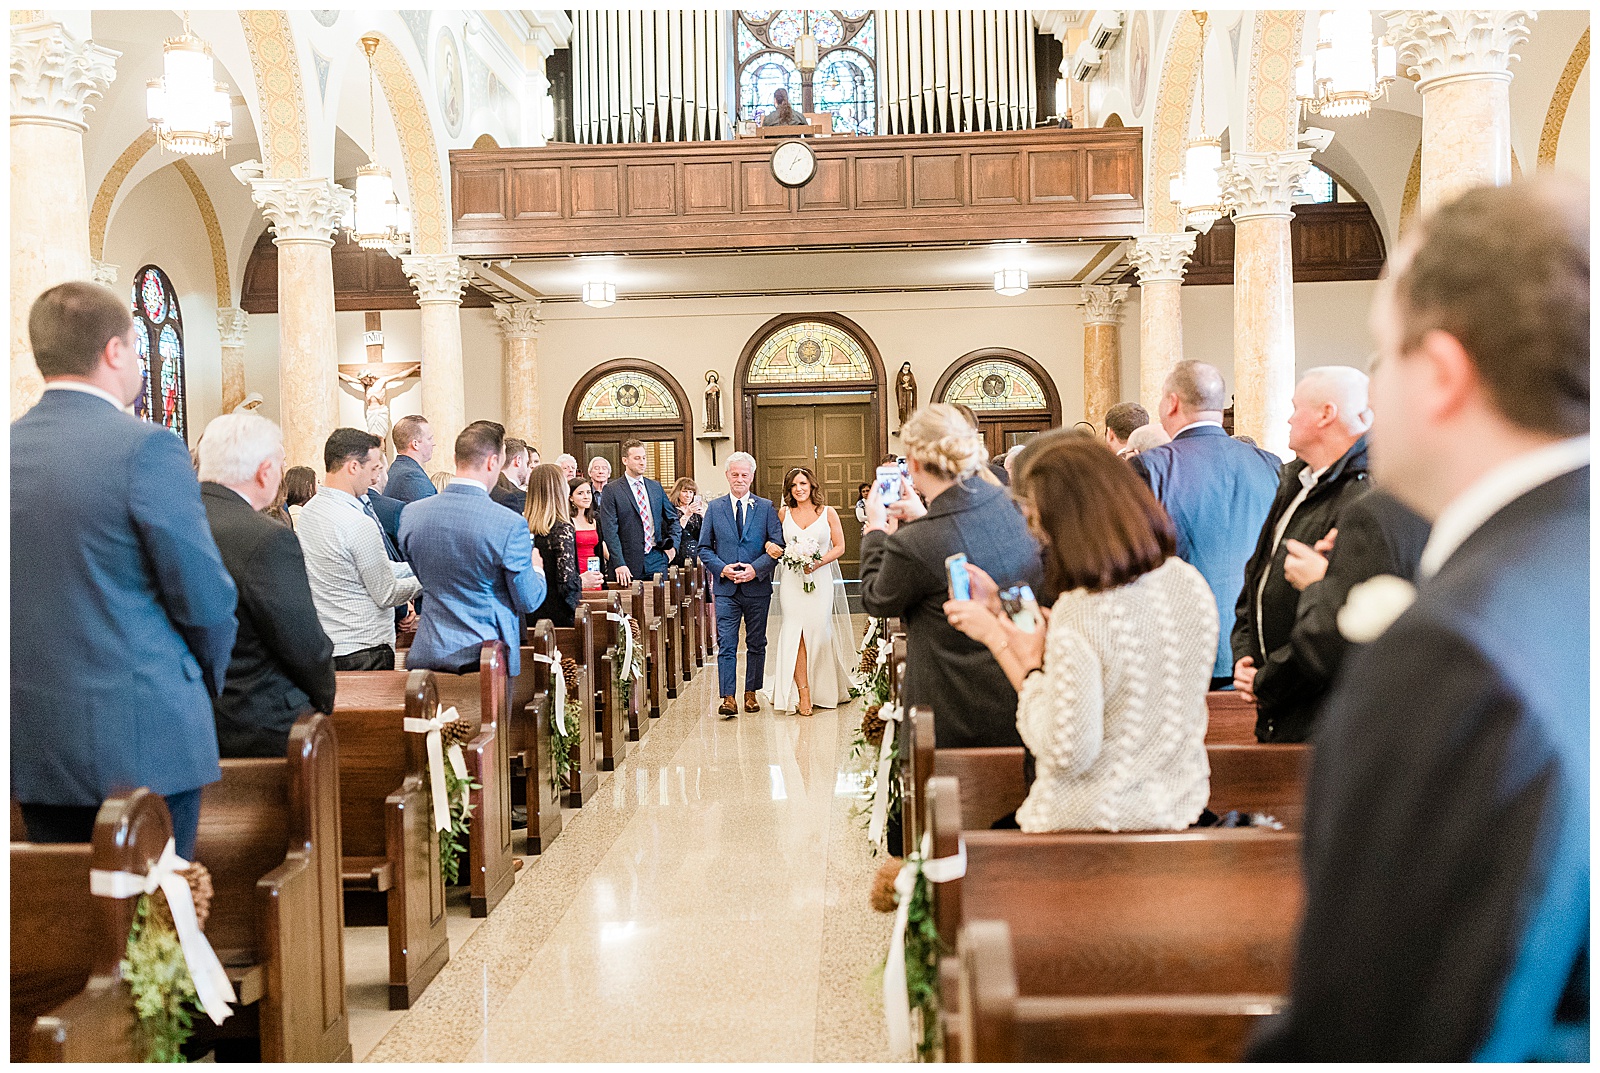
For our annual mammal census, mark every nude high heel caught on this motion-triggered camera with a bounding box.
[797,683,813,717]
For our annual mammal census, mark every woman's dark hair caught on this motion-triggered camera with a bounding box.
[283,466,317,507]
[782,466,824,509]
[1012,428,1175,597]
[568,476,597,523]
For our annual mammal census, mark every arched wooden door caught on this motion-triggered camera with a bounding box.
[564,359,693,483]
[933,348,1062,461]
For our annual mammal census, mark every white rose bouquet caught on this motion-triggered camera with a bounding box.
[780,533,826,592]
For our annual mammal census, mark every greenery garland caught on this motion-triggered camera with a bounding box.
[121,892,197,1062]
[611,616,645,712]
[438,762,480,888]
[897,860,947,1061]
[548,695,584,795]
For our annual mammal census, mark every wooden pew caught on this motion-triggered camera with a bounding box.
[669,566,694,684]
[644,577,676,706]
[531,618,598,806]
[683,564,706,668]
[552,604,604,787]
[331,669,449,1010]
[11,789,161,1062]
[697,563,716,663]
[192,713,352,1061]
[586,590,648,742]
[612,580,667,719]
[508,631,562,854]
[429,642,516,918]
[1206,690,1258,745]
[583,591,636,758]
[956,920,1280,1062]
[650,573,681,700]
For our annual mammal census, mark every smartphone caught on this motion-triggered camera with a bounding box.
[586,556,601,575]
[692,494,705,510]
[897,457,909,478]
[999,584,1040,634]
[875,463,903,503]
[945,553,972,601]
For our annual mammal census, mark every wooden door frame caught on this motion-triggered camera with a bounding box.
[733,312,889,468]
[930,346,1064,428]
[563,357,694,481]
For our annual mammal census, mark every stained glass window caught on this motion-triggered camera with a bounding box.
[1294,164,1338,205]
[747,321,874,384]
[129,265,186,441]
[942,360,1049,412]
[576,370,682,422]
[736,10,877,135]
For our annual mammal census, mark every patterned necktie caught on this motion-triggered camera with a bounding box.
[736,497,746,538]
[632,478,654,550]
[362,496,402,561]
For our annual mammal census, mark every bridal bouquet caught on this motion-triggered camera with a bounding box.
[780,533,826,592]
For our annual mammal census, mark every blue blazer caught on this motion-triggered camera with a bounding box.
[598,475,682,579]
[385,452,437,505]
[399,482,546,676]
[11,389,239,804]
[697,494,785,598]
[1131,425,1281,677]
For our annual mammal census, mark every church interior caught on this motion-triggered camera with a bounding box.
[8,6,1591,1064]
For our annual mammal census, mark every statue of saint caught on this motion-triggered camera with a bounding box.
[895,362,918,426]
[339,363,420,444]
[704,371,723,433]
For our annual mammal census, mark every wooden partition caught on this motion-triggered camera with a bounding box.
[508,635,562,854]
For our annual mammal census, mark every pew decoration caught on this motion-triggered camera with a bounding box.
[881,831,967,1061]
[853,617,888,700]
[609,613,646,711]
[864,703,905,849]
[437,718,482,888]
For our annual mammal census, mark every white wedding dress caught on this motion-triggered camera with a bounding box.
[762,508,859,713]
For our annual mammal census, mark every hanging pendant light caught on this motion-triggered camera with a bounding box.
[795,10,819,72]
[993,269,1029,297]
[1295,10,1396,119]
[1169,11,1224,234]
[146,12,233,156]
[347,37,410,251]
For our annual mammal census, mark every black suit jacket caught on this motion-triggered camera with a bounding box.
[1249,466,1590,1061]
[201,483,336,758]
[597,475,682,579]
[490,479,527,516]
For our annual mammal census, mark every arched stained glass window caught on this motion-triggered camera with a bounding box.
[576,370,682,422]
[942,359,1049,412]
[746,320,873,384]
[565,361,692,486]
[736,10,877,136]
[130,265,186,441]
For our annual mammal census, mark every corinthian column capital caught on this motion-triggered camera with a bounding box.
[1221,148,1315,222]
[10,20,118,132]
[493,300,543,340]
[401,254,468,305]
[90,259,118,287]
[1383,10,1535,90]
[249,177,352,246]
[217,307,249,348]
[1128,233,1198,286]
[1079,284,1130,326]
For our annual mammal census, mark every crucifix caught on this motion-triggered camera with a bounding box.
[338,311,420,447]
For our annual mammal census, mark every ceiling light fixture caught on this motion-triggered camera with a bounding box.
[1295,9,1396,119]
[146,11,233,156]
[993,268,1029,297]
[582,281,617,308]
[1169,11,1224,234]
[345,36,410,251]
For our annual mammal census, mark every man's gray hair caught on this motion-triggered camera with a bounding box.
[198,413,283,486]
[555,452,578,468]
[1163,360,1229,412]
[1299,365,1373,432]
[725,451,757,472]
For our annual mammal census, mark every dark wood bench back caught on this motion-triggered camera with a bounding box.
[331,670,435,861]
[430,642,515,917]
[1206,690,1258,745]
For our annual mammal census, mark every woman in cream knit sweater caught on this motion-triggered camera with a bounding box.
[945,429,1218,832]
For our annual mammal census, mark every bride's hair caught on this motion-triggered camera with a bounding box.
[782,466,825,510]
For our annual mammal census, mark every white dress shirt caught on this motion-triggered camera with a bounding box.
[296,487,422,655]
[1174,419,1225,436]
[1255,463,1328,652]
[449,476,488,493]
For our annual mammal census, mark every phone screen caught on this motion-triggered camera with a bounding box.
[875,464,902,503]
[999,584,1039,633]
[946,553,971,601]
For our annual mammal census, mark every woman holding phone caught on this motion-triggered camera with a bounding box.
[568,477,606,591]
[671,477,706,565]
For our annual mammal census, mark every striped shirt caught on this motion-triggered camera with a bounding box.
[296,487,422,655]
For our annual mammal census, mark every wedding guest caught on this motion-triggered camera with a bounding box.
[854,481,871,524]
[523,463,585,628]
[1120,422,1171,458]
[430,470,453,493]
[951,401,1008,485]
[492,437,532,515]
[260,472,291,528]
[386,415,437,503]
[945,430,1216,832]
[587,454,612,499]
[569,477,605,587]
[283,465,317,530]
[671,477,706,564]
[1104,401,1150,454]
[556,453,579,482]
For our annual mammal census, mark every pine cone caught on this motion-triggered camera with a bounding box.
[869,856,904,913]
[439,719,474,749]
[858,643,879,675]
[150,861,213,933]
[562,657,582,692]
[862,703,886,749]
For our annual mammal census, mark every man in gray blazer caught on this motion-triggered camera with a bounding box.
[12,282,238,858]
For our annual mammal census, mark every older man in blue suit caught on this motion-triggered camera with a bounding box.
[12,282,238,858]
[697,451,786,718]
[400,421,546,676]
[1130,360,1281,687]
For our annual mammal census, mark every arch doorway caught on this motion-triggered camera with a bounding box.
[564,359,693,484]
[735,313,887,578]
[933,348,1062,460]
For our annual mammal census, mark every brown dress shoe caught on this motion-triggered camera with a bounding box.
[718,696,737,718]
[744,691,761,713]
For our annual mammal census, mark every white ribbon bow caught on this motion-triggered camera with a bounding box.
[532,650,568,736]
[883,830,967,1061]
[403,705,468,832]
[866,703,903,847]
[606,611,637,677]
[90,838,237,1026]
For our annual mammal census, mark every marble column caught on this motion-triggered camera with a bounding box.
[217,307,249,415]
[493,301,543,447]
[10,19,117,418]
[249,178,351,468]
[1078,284,1129,429]
[1127,233,1197,413]
[1221,149,1312,458]
[1385,10,1534,213]
[401,254,470,456]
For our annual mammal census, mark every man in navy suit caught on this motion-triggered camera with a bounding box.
[1249,178,1589,1061]
[598,438,682,586]
[697,451,785,717]
[385,414,437,504]
[12,282,238,858]
[400,421,547,676]
[1130,360,1281,686]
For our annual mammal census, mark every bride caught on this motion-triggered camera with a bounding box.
[760,467,858,716]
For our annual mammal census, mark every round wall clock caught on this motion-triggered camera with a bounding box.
[770,139,817,188]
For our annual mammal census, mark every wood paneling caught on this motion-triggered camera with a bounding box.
[239,231,493,314]
[449,128,1145,256]
[1180,202,1387,285]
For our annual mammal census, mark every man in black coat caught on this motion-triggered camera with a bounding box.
[1231,366,1381,741]
[197,413,337,758]
[1248,177,1589,1061]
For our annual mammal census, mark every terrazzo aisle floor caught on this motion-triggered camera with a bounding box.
[351,636,895,1062]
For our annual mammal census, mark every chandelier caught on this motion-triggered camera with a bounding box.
[145,13,232,156]
[346,37,411,251]
[1169,11,1224,234]
[1295,9,1397,119]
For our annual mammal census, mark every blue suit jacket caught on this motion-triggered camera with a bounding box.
[597,475,682,579]
[399,482,546,675]
[697,494,785,598]
[11,389,239,804]
[385,452,437,505]
[1131,425,1281,677]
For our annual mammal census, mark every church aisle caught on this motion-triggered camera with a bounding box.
[362,644,893,1062]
